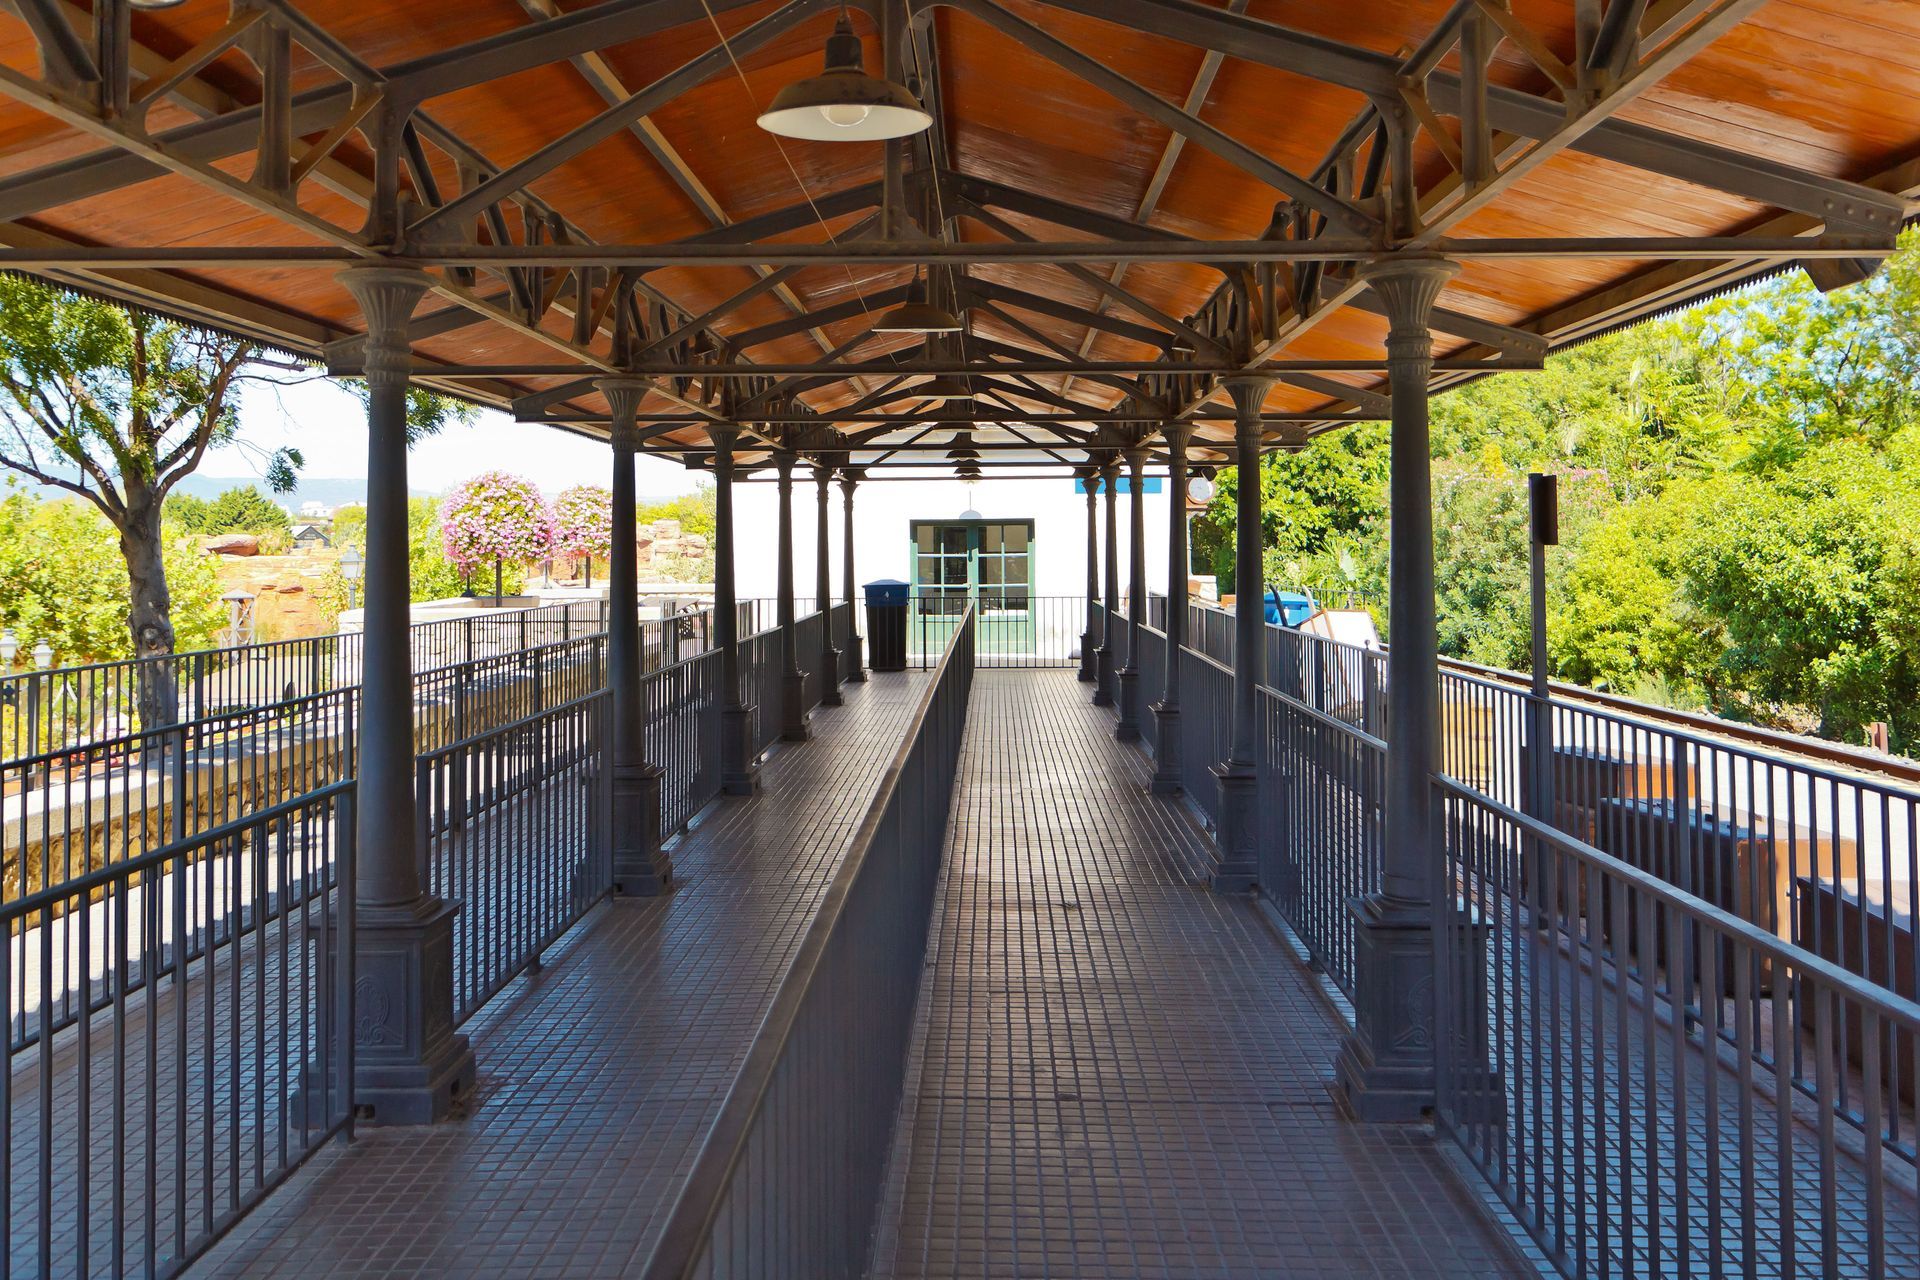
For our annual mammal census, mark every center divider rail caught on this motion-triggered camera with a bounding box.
[640,605,977,1280]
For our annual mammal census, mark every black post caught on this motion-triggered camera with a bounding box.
[775,451,810,741]
[330,265,473,1124]
[1336,256,1462,1121]
[1527,472,1557,825]
[841,467,866,682]
[602,379,669,895]
[1115,443,1149,741]
[1153,422,1191,792]
[814,461,842,706]
[1211,376,1272,893]
[713,424,759,794]
[1078,465,1099,683]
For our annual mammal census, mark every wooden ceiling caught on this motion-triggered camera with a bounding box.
[0,0,1915,470]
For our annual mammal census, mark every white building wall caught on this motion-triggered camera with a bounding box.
[729,473,1171,611]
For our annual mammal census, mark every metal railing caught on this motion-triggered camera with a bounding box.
[648,649,725,840]
[1148,598,1920,1275]
[903,594,1082,669]
[640,605,976,1279]
[1435,777,1920,1279]
[420,681,610,1025]
[3,746,355,1278]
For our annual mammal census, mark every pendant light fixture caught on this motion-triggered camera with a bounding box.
[757,9,933,142]
[915,374,974,402]
[873,268,962,335]
[945,430,981,462]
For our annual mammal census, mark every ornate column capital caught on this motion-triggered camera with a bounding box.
[596,378,648,447]
[839,465,865,491]
[1218,373,1277,424]
[338,266,432,385]
[1359,257,1461,362]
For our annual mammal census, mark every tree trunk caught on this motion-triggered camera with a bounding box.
[494,559,504,605]
[119,496,180,728]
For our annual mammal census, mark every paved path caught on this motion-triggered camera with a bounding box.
[193,671,931,1279]
[868,669,1533,1279]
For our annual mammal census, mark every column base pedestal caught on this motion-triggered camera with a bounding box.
[306,896,475,1127]
[819,649,843,705]
[1211,760,1258,892]
[846,634,867,683]
[612,761,672,896]
[1077,630,1096,683]
[1115,669,1141,741]
[722,703,761,795]
[1150,701,1182,793]
[1334,893,1503,1124]
[781,671,811,741]
[1092,647,1115,706]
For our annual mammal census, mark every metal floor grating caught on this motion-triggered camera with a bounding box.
[867,669,1535,1279]
[190,671,932,1279]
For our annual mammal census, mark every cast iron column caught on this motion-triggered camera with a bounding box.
[1077,465,1099,683]
[1335,256,1462,1121]
[813,462,842,705]
[1093,458,1120,707]
[1152,422,1192,792]
[1115,443,1149,741]
[841,467,866,682]
[1212,375,1273,893]
[775,451,810,741]
[713,424,759,795]
[601,379,669,895]
[336,266,474,1122]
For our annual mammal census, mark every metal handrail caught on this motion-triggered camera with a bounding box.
[641,603,977,1279]
[1434,773,1920,1037]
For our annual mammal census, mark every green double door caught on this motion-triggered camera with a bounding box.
[910,519,1035,656]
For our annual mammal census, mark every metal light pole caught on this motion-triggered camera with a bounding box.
[340,545,364,612]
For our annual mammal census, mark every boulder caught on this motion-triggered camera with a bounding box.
[205,533,260,557]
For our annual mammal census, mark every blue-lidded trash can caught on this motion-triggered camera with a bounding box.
[864,579,909,671]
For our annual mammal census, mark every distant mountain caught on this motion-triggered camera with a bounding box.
[166,476,423,510]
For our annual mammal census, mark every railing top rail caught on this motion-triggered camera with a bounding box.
[411,628,608,679]
[1266,682,1386,752]
[4,776,355,921]
[2,684,355,772]
[641,603,976,1280]
[1437,652,1920,788]
[416,685,609,761]
[1435,773,1920,1036]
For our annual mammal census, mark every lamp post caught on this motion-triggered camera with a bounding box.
[0,629,17,668]
[340,545,365,612]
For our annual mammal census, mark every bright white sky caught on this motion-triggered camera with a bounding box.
[213,375,703,499]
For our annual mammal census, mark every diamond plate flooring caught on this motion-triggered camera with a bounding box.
[868,669,1533,1279]
[191,671,931,1279]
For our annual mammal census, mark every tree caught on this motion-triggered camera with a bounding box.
[0,277,469,722]
[439,472,554,604]
[198,485,292,537]
[0,484,225,670]
[551,484,612,583]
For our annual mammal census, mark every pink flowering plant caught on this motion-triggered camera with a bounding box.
[551,484,612,563]
[439,471,554,601]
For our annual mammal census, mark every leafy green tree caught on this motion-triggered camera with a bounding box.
[636,484,715,538]
[198,485,291,537]
[0,484,224,669]
[0,278,472,720]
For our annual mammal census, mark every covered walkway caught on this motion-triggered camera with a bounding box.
[192,670,931,1278]
[186,666,1536,1279]
[869,670,1529,1278]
